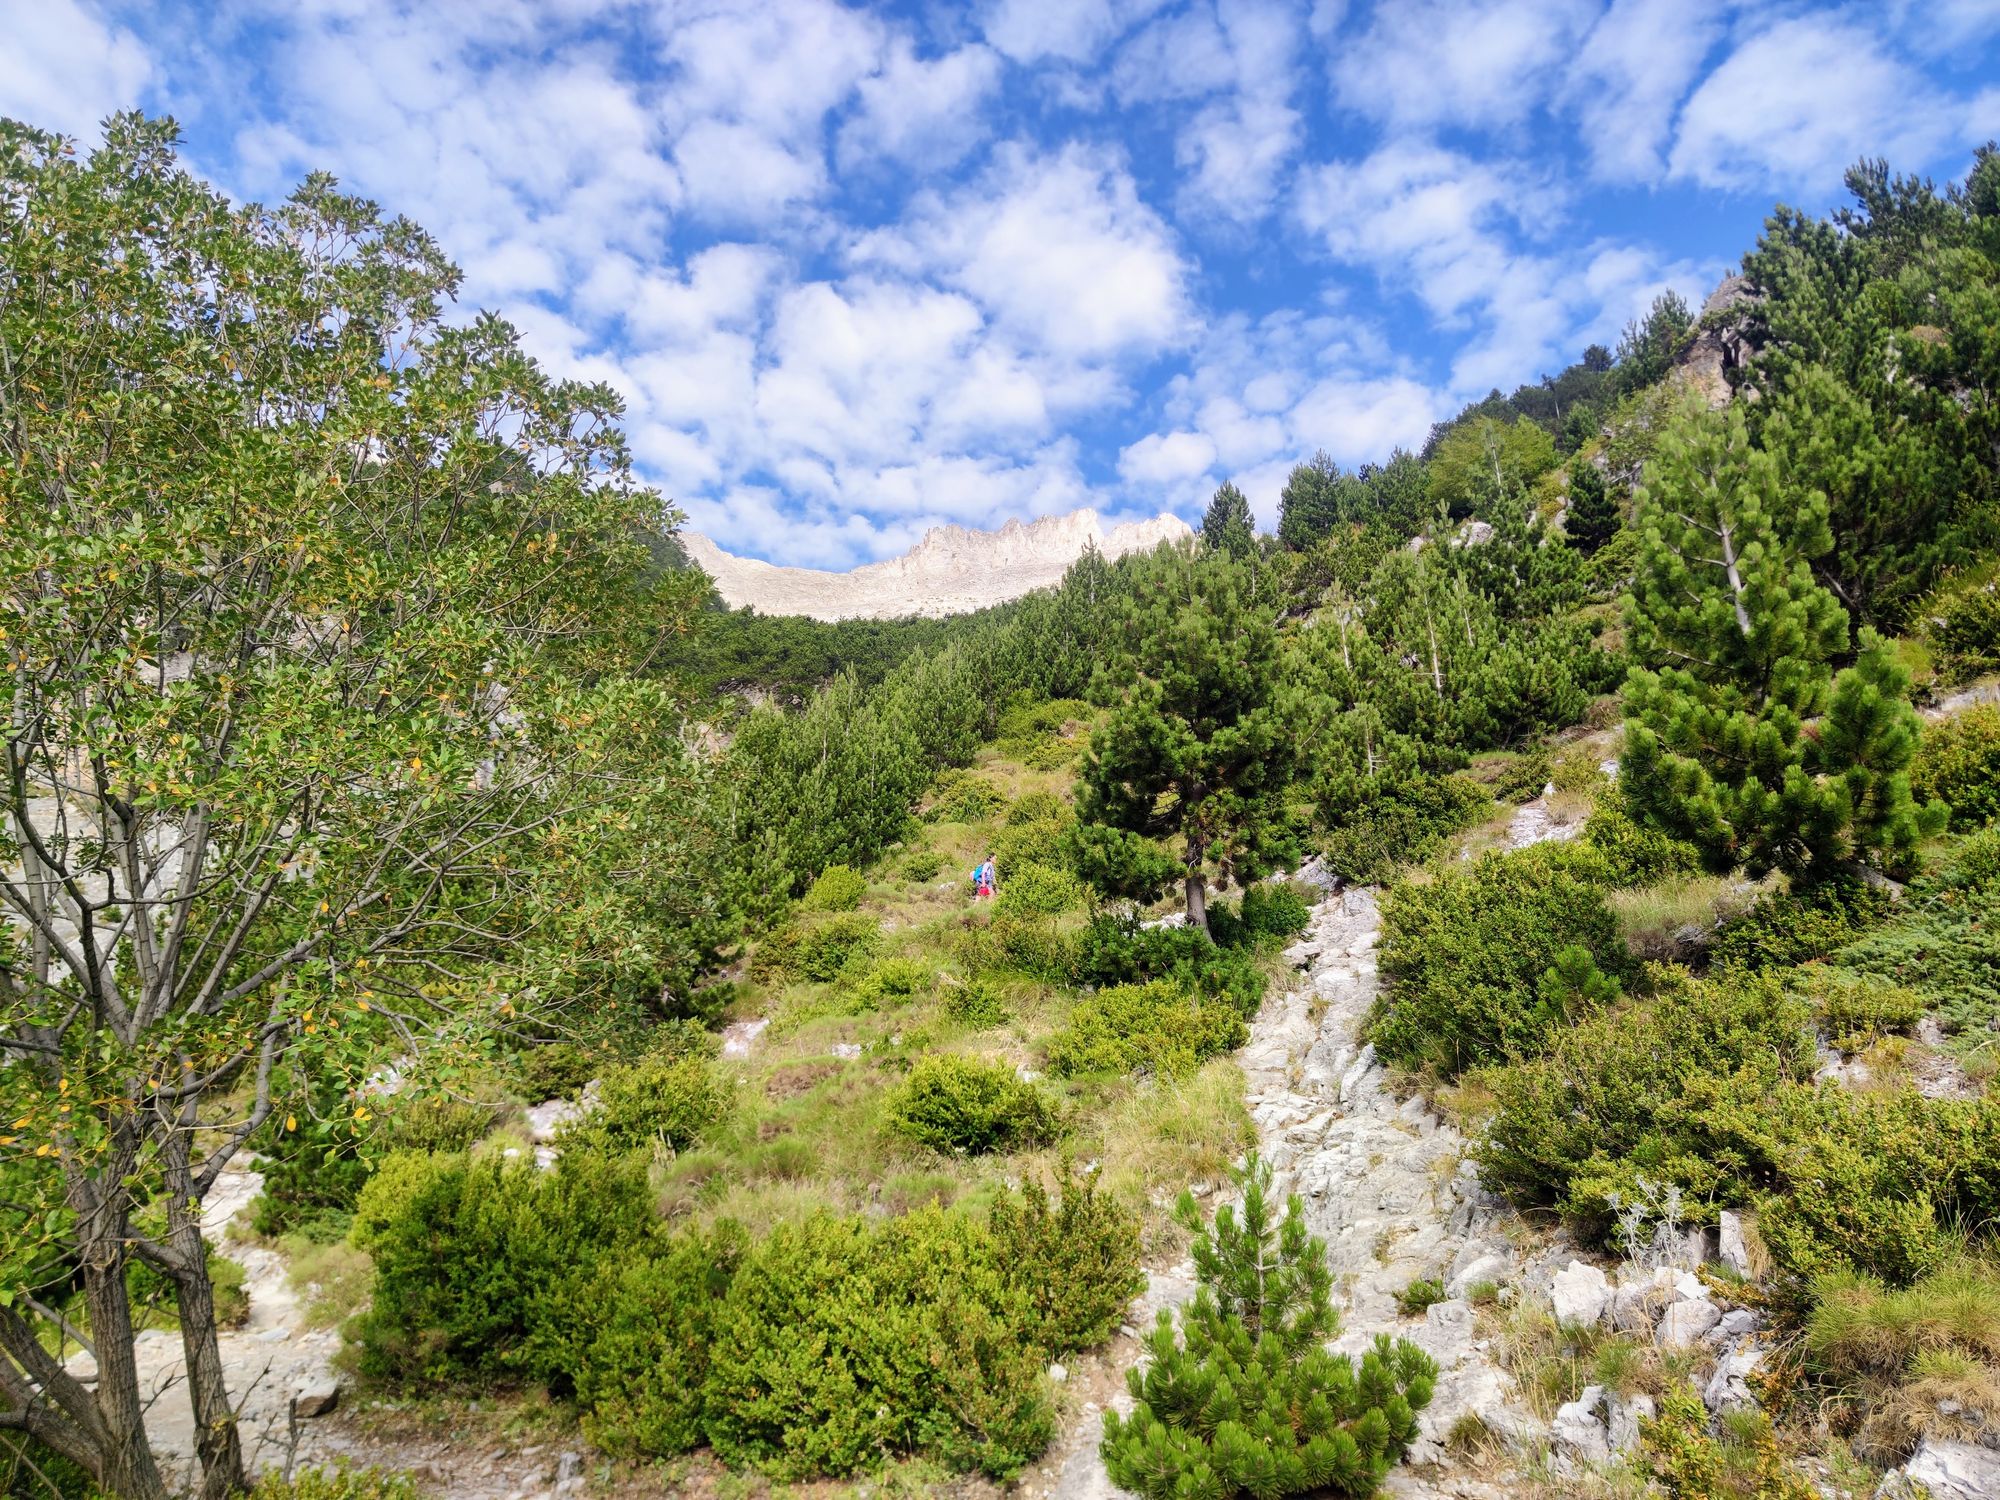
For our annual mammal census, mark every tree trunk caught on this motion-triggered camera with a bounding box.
[77,1235,170,1500]
[1184,870,1207,930]
[162,1138,245,1500]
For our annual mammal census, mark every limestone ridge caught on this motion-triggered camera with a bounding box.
[681,508,1194,621]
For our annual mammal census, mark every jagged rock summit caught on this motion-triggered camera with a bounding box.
[682,508,1192,621]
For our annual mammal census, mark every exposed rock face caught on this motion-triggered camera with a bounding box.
[1678,273,1762,409]
[682,508,1192,621]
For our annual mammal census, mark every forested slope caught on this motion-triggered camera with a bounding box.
[4,115,2000,1500]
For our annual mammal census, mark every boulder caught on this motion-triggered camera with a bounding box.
[1718,1210,1753,1277]
[1446,1252,1509,1299]
[1606,1392,1655,1455]
[1553,1385,1611,1468]
[1703,1338,1764,1413]
[1877,1438,2000,1500]
[1608,1271,1673,1334]
[1548,1260,1612,1327]
[1658,1298,1722,1348]
[292,1377,339,1418]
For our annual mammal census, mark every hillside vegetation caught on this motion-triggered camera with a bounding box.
[4,114,2000,1500]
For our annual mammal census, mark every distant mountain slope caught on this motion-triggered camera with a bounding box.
[682,509,1192,621]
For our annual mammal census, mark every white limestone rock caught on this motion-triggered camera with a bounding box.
[1548,1260,1612,1327]
[1658,1298,1722,1348]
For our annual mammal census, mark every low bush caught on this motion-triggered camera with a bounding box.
[1474,969,1816,1240]
[938,976,1009,1029]
[924,768,1005,824]
[1102,1154,1435,1499]
[583,1051,733,1153]
[1369,846,1626,1077]
[1832,846,2000,1047]
[1074,915,1265,1017]
[884,1054,1059,1156]
[993,813,1074,873]
[1397,1278,1446,1317]
[1492,749,1552,804]
[1639,1384,1815,1500]
[799,864,869,912]
[986,1170,1146,1352]
[576,1224,748,1459]
[702,1209,1054,1479]
[1914,563,2000,683]
[250,1119,372,1243]
[995,861,1085,917]
[754,912,880,983]
[1912,705,2000,831]
[254,1465,423,1500]
[843,955,934,1011]
[1007,789,1069,826]
[996,697,1092,765]
[1578,799,1703,887]
[1209,883,1313,948]
[1804,972,1924,1049]
[1318,774,1490,886]
[1709,877,1892,974]
[380,1095,495,1155]
[351,1147,659,1387]
[985,912,1079,984]
[1047,980,1247,1080]
[903,848,944,882]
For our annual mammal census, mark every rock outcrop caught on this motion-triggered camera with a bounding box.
[1678,273,1761,409]
[683,508,1191,621]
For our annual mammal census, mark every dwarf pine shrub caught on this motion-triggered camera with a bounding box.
[1102,1154,1435,1498]
[884,1054,1059,1156]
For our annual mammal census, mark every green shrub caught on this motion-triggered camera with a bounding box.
[1369,846,1626,1077]
[1752,1088,2000,1286]
[1804,972,1924,1048]
[1397,1278,1446,1317]
[576,1224,748,1458]
[1709,877,1892,974]
[250,1120,372,1243]
[938,976,1009,1029]
[993,815,1073,873]
[983,912,1078,984]
[380,1095,496,1155]
[1102,1154,1436,1499]
[924,769,1005,824]
[1831,849,2000,1046]
[1243,882,1312,939]
[799,864,869,912]
[985,1170,1145,1352]
[755,912,881,983]
[1915,564,2000,682]
[351,1148,658,1387]
[254,1465,424,1500]
[1913,705,2000,831]
[1639,1384,1815,1500]
[211,1254,250,1329]
[841,955,934,1012]
[702,1207,1056,1479]
[1493,748,1552,804]
[1075,916,1265,1017]
[995,861,1084,917]
[1578,799,1703,887]
[1473,969,1816,1239]
[884,1054,1059,1156]
[1318,774,1490,885]
[584,1051,733,1153]
[1007,789,1068,826]
[903,849,944,882]
[1047,981,1247,1080]
[996,697,1092,764]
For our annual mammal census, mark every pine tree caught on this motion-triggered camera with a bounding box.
[1101,1154,1436,1499]
[1621,401,1941,877]
[1277,452,1343,551]
[1202,480,1256,558]
[1071,546,1298,926]
[1563,456,1620,555]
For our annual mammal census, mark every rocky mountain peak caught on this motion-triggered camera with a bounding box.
[682,507,1192,621]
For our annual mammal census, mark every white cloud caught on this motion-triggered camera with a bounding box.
[838,42,1003,170]
[1328,0,1599,131]
[854,142,1194,362]
[674,118,823,221]
[0,0,151,140]
[1119,429,1219,484]
[983,0,1132,64]
[1670,16,1961,192]
[1565,0,1727,182]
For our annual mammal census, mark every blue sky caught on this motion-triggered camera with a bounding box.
[5,1,1999,566]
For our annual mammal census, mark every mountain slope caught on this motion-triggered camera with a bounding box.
[683,509,1192,621]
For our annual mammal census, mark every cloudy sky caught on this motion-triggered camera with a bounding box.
[6,1,1999,565]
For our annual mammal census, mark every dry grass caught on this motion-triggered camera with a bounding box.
[1608,873,1768,961]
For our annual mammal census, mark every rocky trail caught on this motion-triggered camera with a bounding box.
[1037,883,1541,1500]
